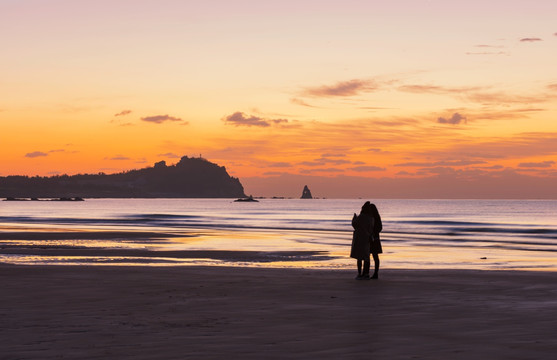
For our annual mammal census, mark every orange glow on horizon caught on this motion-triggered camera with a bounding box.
[1,1,556,197]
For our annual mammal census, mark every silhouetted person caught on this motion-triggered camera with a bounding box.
[350,202,374,280]
[369,203,383,279]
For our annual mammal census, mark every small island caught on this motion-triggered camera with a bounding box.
[234,195,259,202]
[300,185,313,199]
[0,156,246,199]
[3,197,84,201]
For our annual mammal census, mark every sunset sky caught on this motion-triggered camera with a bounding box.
[1,0,556,198]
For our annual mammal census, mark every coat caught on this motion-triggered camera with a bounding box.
[371,211,383,254]
[350,213,374,260]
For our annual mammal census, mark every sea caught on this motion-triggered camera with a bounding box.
[1,198,557,271]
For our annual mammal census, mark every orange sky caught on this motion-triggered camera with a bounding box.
[1,1,556,198]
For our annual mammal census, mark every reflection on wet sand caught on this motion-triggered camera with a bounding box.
[0,226,339,268]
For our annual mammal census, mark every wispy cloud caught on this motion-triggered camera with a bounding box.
[223,112,288,127]
[114,110,132,117]
[466,44,507,56]
[466,51,507,56]
[437,112,466,125]
[157,152,181,158]
[465,91,544,105]
[518,161,555,168]
[300,168,344,174]
[349,165,386,172]
[302,79,376,97]
[398,84,481,94]
[321,153,346,158]
[267,162,292,168]
[141,114,187,124]
[107,155,131,161]
[25,151,48,158]
[520,37,543,42]
[299,157,351,167]
[399,83,549,106]
[396,160,486,167]
[475,44,505,48]
[290,98,317,108]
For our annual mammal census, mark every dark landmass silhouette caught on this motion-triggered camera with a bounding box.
[301,185,313,199]
[234,195,258,202]
[0,156,246,198]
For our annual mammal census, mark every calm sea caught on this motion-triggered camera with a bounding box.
[1,199,556,270]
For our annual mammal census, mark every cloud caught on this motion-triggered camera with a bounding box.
[398,84,548,105]
[223,112,288,127]
[466,91,545,105]
[115,110,132,117]
[141,114,185,124]
[349,166,386,172]
[321,153,346,158]
[290,98,316,107]
[25,151,48,158]
[475,45,505,48]
[396,160,486,167]
[466,51,507,56]
[518,161,555,168]
[157,152,181,159]
[398,84,470,94]
[267,162,292,168]
[300,157,352,167]
[479,165,505,170]
[467,44,506,55]
[300,168,344,174]
[437,112,466,125]
[520,37,542,42]
[262,171,290,176]
[107,155,131,161]
[302,79,375,97]
[224,112,270,127]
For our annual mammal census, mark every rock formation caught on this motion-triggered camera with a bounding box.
[0,156,246,199]
[300,185,313,199]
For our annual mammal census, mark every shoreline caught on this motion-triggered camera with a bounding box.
[2,265,556,359]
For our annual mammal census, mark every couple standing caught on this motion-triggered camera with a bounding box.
[350,201,382,280]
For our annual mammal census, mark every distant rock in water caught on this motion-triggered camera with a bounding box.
[301,185,313,199]
[0,156,246,199]
[234,195,258,202]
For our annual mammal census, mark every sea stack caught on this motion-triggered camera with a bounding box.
[300,185,313,199]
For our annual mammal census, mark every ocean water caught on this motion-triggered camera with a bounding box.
[1,199,556,270]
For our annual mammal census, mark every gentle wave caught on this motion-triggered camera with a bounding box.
[2,198,557,269]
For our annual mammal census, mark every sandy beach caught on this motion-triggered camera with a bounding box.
[1,265,556,359]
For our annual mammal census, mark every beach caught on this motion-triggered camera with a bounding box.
[2,264,557,359]
[2,199,557,358]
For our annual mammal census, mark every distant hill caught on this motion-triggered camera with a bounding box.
[0,156,246,198]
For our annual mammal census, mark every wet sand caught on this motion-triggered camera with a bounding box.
[1,265,557,359]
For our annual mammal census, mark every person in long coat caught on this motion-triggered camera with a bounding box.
[369,203,383,279]
[350,202,374,279]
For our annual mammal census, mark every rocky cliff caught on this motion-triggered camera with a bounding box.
[0,156,246,198]
[301,185,313,199]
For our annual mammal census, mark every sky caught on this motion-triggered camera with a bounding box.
[1,0,556,198]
